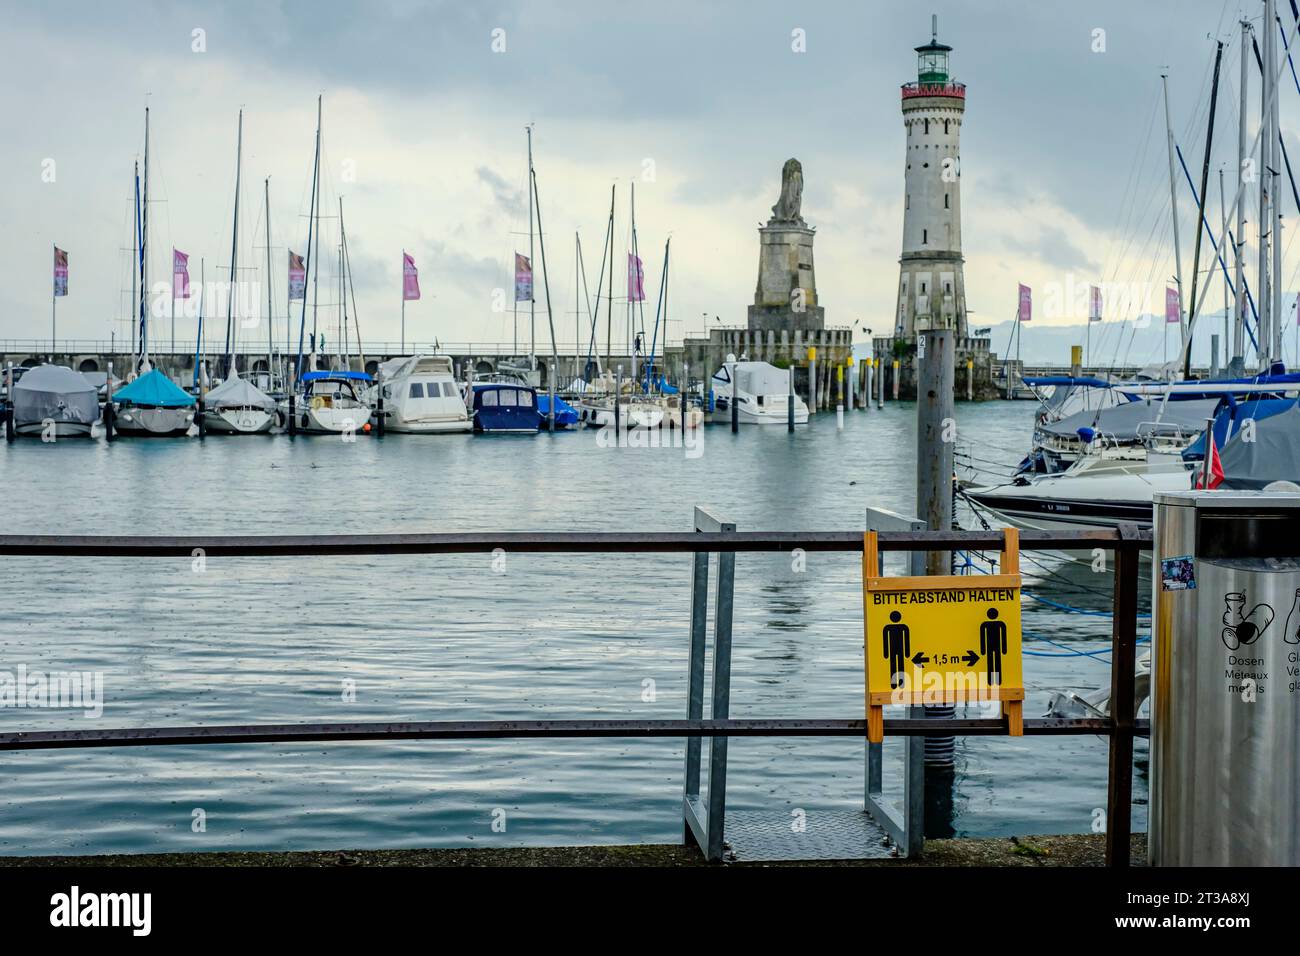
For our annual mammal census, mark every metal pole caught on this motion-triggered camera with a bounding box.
[1105,533,1139,867]
[103,361,114,442]
[916,329,954,575]
[808,348,817,415]
[614,364,622,431]
[4,362,14,442]
[730,360,738,432]
[787,363,794,432]
[892,359,900,400]
[1162,72,1187,353]
[376,369,386,436]
[548,361,556,433]
[836,364,844,430]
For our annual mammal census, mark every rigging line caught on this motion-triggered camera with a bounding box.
[1175,141,1262,349]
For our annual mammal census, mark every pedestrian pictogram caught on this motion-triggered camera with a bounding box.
[863,528,1025,743]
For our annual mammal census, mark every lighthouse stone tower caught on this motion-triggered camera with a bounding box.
[895,18,968,339]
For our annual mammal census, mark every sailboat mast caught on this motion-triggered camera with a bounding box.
[294,95,322,383]
[1160,73,1185,369]
[575,232,581,378]
[1270,0,1283,366]
[527,123,536,369]
[339,198,348,369]
[1235,18,1250,369]
[341,215,365,373]
[1259,18,1273,371]
[606,184,615,373]
[225,109,243,376]
[530,161,561,430]
[131,160,139,369]
[140,106,151,369]
[265,176,274,387]
[630,181,638,389]
[311,98,323,371]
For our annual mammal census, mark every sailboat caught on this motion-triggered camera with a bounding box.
[206,111,276,434]
[278,96,373,435]
[114,107,197,437]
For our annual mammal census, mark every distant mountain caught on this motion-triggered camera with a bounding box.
[973,304,1298,370]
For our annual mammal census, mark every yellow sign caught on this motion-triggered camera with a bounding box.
[862,530,1025,742]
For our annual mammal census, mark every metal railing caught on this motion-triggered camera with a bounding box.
[0,518,1149,865]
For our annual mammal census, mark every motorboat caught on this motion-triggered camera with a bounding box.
[203,370,277,434]
[373,355,472,433]
[111,368,196,437]
[465,381,540,434]
[963,451,1195,532]
[10,364,100,438]
[282,370,373,435]
[710,359,808,425]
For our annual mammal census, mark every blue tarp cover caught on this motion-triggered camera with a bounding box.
[301,370,372,382]
[111,369,195,407]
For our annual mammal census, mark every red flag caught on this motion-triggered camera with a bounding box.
[1195,433,1224,489]
[403,252,420,301]
[1165,286,1181,325]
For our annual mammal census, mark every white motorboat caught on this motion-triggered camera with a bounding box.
[711,358,808,425]
[281,371,373,435]
[964,451,1195,532]
[10,364,100,438]
[203,370,276,434]
[373,355,471,433]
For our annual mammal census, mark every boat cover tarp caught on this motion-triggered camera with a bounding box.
[537,393,579,426]
[12,364,99,425]
[112,368,196,408]
[1183,397,1297,459]
[1220,403,1300,489]
[204,372,275,410]
[1040,397,1220,443]
[302,370,371,383]
[733,362,792,396]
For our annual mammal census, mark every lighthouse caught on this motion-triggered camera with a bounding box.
[895,15,967,339]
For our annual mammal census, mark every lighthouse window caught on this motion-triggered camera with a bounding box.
[920,282,927,294]
[945,282,952,294]
[906,194,909,209]
[922,229,928,244]
[924,119,929,134]
[944,194,949,209]
[944,120,950,134]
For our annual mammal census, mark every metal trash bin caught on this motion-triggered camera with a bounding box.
[1150,490,1300,865]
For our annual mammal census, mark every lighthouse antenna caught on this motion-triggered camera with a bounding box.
[931,14,937,43]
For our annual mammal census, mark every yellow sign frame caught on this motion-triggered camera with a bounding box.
[863,528,1025,743]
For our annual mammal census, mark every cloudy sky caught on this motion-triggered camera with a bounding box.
[1,0,1294,367]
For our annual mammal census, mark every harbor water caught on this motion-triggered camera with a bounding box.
[0,400,1147,856]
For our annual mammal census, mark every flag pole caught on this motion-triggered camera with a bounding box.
[51,242,56,356]
[401,249,406,353]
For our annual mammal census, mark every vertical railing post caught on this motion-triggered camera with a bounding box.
[682,510,710,848]
[1106,526,1140,867]
[705,519,736,861]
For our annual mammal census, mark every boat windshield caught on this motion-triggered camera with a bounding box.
[305,379,362,402]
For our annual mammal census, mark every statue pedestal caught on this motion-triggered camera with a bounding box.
[748,222,824,333]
